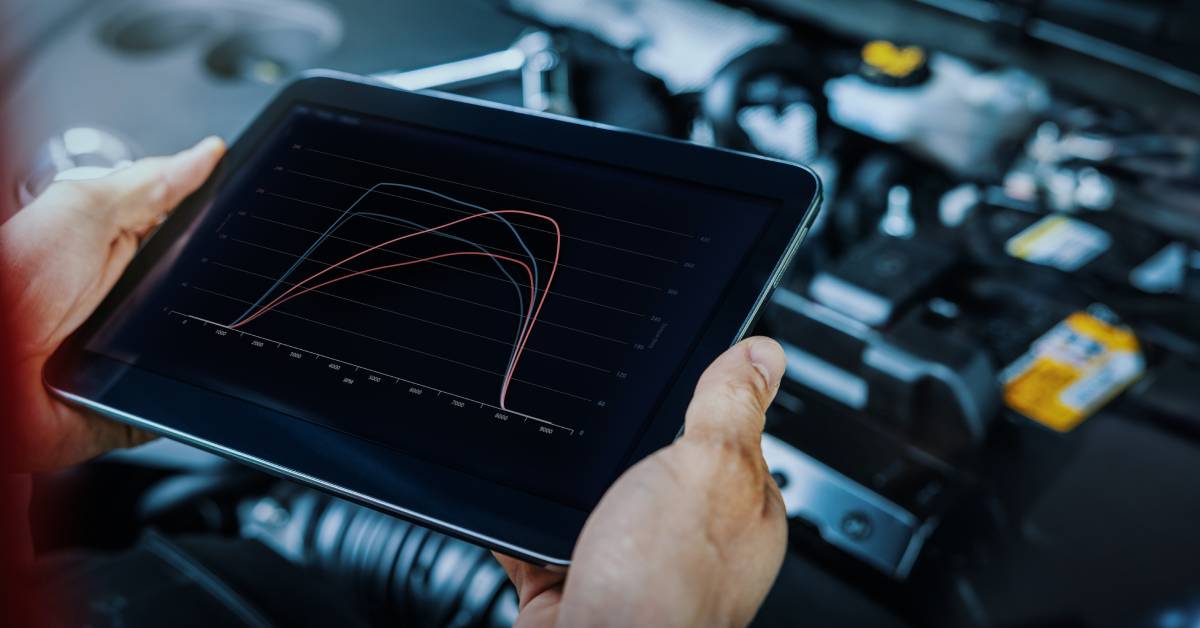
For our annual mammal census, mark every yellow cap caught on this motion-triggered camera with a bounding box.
[862,40,927,79]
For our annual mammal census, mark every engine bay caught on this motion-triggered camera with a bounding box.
[5,1,1199,626]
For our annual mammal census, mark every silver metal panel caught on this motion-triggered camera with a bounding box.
[761,433,935,578]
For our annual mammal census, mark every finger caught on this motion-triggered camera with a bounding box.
[492,552,565,606]
[493,551,528,585]
[682,336,785,445]
[37,407,158,471]
[99,136,225,234]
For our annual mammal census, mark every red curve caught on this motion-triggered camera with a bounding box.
[233,209,554,327]
[231,250,536,352]
[231,208,561,410]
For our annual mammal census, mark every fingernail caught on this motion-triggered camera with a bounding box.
[191,136,225,156]
[748,338,786,388]
[173,137,223,168]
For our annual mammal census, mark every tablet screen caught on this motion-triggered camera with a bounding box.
[87,103,778,508]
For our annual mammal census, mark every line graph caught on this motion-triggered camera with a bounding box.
[243,182,537,377]
[93,103,779,506]
[184,138,694,420]
[229,184,562,413]
[234,181,542,320]
[214,238,631,345]
[156,136,704,428]
[240,212,648,316]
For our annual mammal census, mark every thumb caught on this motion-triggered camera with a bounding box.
[682,336,785,446]
[90,136,225,236]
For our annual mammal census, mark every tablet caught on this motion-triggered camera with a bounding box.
[46,71,822,565]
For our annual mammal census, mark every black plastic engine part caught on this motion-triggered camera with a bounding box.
[237,485,519,628]
[701,42,830,151]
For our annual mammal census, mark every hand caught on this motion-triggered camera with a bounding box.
[1,137,225,471]
[495,337,789,628]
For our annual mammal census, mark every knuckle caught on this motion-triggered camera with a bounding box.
[715,378,767,417]
[142,166,173,208]
[688,430,762,478]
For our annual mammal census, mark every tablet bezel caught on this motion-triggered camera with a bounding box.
[45,70,821,565]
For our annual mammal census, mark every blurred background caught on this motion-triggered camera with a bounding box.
[3,0,1200,626]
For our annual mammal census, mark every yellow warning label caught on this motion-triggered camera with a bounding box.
[1002,311,1143,432]
[1063,312,1139,352]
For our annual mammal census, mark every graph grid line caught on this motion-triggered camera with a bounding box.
[168,311,575,434]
